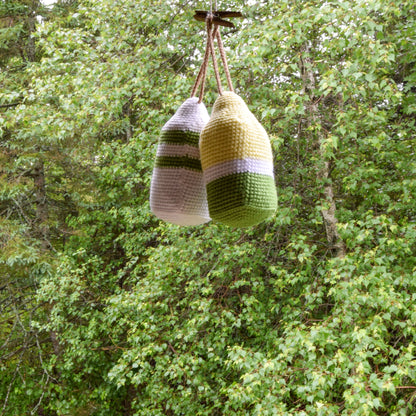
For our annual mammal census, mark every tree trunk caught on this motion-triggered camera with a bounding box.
[26,11,36,62]
[32,160,49,251]
[122,97,134,141]
[300,45,346,258]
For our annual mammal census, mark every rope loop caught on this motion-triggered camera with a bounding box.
[190,17,213,101]
[190,10,234,103]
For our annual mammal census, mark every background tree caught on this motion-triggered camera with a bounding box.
[0,0,73,414]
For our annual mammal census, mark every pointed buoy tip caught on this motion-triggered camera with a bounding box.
[212,91,246,112]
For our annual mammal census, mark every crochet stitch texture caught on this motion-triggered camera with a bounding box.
[200,91,277,227]
[150,97,211,226]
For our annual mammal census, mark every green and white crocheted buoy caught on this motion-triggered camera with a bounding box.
[200,91,277,227]
[150,97,211,226]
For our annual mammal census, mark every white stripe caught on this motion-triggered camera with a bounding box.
[162,97,210,133]
[156,143,200,159]
[203,159,274,184]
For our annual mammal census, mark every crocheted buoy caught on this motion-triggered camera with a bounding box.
[200,91,277,227]
[150,97,211,226]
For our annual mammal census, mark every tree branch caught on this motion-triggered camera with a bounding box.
[0,103,21,109]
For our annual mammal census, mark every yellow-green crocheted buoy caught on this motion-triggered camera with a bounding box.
[200,91,277,227]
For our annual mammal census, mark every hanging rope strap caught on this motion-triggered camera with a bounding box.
[190,17,214,100]
[198,20,225,102]
[215,29,234,92]
[208,24,223,97]
[190,14,234,102]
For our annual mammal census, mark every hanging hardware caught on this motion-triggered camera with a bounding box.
[193,10,243,28]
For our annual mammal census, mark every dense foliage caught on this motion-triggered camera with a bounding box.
[1,0,416,415]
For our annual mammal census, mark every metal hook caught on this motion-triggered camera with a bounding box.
[193,10,243,28]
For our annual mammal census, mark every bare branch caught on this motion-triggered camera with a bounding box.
[0,103,21,109]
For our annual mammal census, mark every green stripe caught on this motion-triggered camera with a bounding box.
[155,156,202,171]
[206,172,277,227]
[159,130,200,146]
